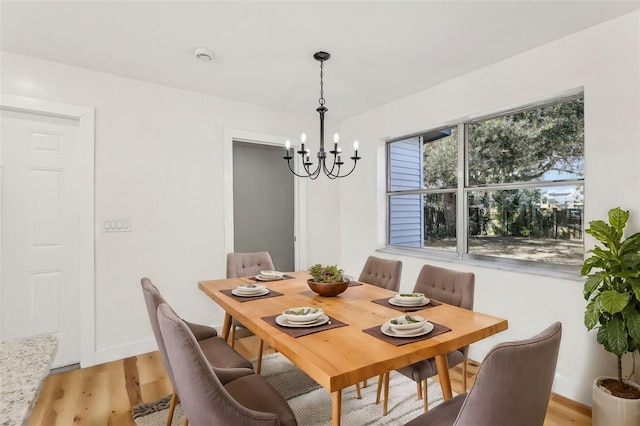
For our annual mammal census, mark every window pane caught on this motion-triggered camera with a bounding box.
[424,192,456,251]
[388,192,457,251]
[389,194,423,248]
[467,186,584,265]
[423,127,457,189]
[389,137,422,191]
[468,97,584,186]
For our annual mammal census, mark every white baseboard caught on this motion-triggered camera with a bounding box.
[90,338,158,367]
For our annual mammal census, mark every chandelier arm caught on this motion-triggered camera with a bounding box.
[333,161,359,178]
[303,158,322,179]
[286,158,318,178]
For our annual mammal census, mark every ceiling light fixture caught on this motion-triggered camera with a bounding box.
[283,51,360,179]
[194,47,214,62]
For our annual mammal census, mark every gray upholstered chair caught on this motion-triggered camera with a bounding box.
[404,322,562,426]
[358,255,403,291]
[141,277,253,426]
[378,264,475,415]
[356,256,403,397]
[226,251,275,373]
[157,303,298,426]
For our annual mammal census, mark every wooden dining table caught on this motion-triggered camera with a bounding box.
[198,271,508,426]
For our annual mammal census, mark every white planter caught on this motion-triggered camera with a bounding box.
[592,376,640,426]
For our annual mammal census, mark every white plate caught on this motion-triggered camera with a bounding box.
[231,288,270,297]
[388,297,430,307]
[275,314,330,328]
[381,321,434,338]
[260,270,284,278]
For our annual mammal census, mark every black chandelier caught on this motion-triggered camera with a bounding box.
[283,51,360,179]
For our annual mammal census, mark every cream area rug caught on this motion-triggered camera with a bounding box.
[133,353,454,425]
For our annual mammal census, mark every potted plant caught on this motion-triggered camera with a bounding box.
[582,207,640,425]
[307,264,350,296]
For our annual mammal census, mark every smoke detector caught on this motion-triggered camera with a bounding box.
[195,47,214,62]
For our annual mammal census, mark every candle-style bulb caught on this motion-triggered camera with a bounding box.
[353,141,359,150]
[334,133,340,143]
[285,140,291,150]
[301,133,307,143]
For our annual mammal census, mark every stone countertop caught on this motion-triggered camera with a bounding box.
[1,335,58,426]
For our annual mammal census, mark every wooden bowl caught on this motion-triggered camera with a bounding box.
[307,279,349,297]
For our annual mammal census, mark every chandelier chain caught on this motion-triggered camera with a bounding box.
[319,60,325,106]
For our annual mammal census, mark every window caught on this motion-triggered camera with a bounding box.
[387,94,584,271]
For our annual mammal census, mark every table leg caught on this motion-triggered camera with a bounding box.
[331,389,342,426]
[221,312,232,341]
[435,354,453,400]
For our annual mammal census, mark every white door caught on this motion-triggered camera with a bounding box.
[1,108,82,367]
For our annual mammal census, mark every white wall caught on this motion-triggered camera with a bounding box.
[3,9,638,407]
[0,52,342,365]
[338,11,640,406]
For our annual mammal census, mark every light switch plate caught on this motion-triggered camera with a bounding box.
[103,218,132,232]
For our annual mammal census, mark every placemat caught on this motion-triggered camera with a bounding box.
[348,280,363,286]
[220,288,284,302]
[372,298,441,312]
[247,274,295,282]
[362,321,451,346]
[262,314,348,338]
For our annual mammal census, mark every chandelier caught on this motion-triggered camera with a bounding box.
[283,51,360,179]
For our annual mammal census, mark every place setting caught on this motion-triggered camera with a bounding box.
[262,306,348,338]
[372,292,441,312]
[250,270,296,282]
[363,314,451,346]
[220,283,284,302]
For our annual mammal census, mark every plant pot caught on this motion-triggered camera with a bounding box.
[592,376,640,426]
[307,279,349,297]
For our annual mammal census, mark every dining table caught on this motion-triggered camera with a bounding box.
[198,271,508,426]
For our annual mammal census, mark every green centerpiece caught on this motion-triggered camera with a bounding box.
[307,264,349,296]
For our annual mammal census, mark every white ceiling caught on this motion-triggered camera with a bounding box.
[1,1,638,120]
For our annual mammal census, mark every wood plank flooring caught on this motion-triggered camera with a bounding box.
[28,337,591,425]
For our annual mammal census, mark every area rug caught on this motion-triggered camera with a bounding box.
[133,353,453,425]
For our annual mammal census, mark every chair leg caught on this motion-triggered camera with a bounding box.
[462,359,468,391]
[422,379,429,412]
[229,325,236,348]
[355,382,362,399]
[416,380,422,400]
[256,339,264,374]
[166,391,178,426]
[183,417,189,426]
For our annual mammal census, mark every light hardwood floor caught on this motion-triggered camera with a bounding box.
[28,337,592,425]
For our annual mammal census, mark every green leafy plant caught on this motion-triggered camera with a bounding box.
[582,207,640,397]
[309,264,344,283]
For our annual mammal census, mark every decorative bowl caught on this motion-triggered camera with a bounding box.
[395,293,426,304]
[236,283,265,293]
[260,270,283,278]
[282,307,324,323]
[388,315,427,331]
[307,279,349,297]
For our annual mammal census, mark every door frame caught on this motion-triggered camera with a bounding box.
[0,94,95,367]
[223,128,307,271]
